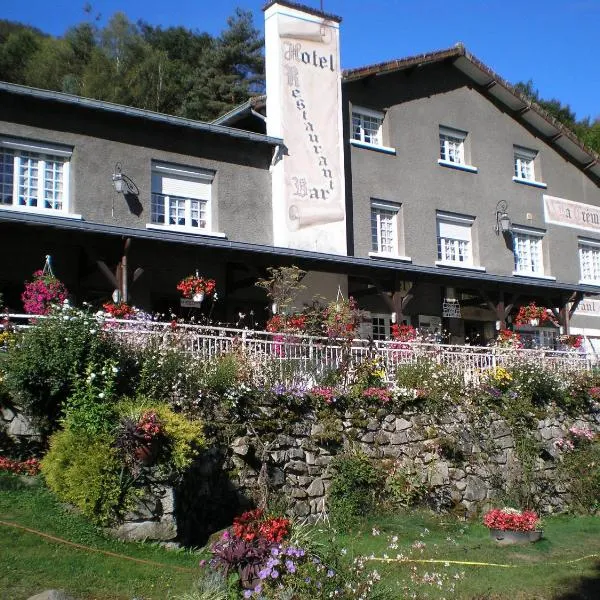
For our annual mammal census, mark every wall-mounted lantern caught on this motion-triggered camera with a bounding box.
[111,162,139,195]
[495,200,512,235]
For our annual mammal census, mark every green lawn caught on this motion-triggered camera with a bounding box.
[2,472,599,599]
[0,473,199,600]
[316,511,600,599]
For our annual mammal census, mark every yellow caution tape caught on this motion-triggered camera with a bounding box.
[367,554,600,568]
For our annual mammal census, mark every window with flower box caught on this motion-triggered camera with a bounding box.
[579,239,600,284]
[149,162,214,234]
[0,138,72,215]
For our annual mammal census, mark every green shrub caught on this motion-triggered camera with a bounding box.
[327,451,384,526]
[136,338,203,410]
[558,440,600,514]
[383,461,427,508]
[2,306,130,435]
[395,356,464,410]
[41,428,132,525]
[62,359,120,436]
[508,359,565,407]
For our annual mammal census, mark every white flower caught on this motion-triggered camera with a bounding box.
[98,392,105,399]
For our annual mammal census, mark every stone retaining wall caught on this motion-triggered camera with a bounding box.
[174,405,599,543]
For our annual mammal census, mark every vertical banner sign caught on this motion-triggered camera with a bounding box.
[264,2,347,255]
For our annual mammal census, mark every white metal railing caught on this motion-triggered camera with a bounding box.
[2,313,595,383]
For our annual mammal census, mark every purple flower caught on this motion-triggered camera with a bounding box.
[271,569,280,579]
[243,591,253,599]
[285,559,296,573]
[327,569,335,578]
[258,568,271,580]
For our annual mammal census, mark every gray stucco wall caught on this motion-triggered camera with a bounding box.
[345,65,600,286]
[0,94,274,246]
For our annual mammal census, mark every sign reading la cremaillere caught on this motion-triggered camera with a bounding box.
[544,194,600,234]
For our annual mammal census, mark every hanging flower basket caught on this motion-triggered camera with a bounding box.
[176,274,216,300]
[514,302,556,327]
[22,269,68,315]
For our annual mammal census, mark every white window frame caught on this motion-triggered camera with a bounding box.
[148,162,224,237]
[370,201,400,256]
[371,313,391,341]
[513,146,547,188]
[437,126,477,173]
[350,106,395,154]
[512,227,547,277]
[435,212,476,268]
[578,238,600,284]
[0,137,74,217]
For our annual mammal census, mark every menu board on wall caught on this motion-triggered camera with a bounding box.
[265,2,347,255]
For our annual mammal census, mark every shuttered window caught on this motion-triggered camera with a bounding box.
[151,163,213,232]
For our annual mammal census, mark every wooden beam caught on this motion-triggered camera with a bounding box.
[568,291,584,319]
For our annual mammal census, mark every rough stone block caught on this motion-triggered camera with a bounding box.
[27,591,75,600]
[463,475,487,502]
[307,478,325,497]
[110,516,177,541]
[395,418,412,431]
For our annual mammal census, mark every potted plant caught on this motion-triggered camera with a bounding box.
[21,269,68,315]
[514,302,556,327]
[483,507,542,545]
[176,273,216,302]
[495,329,523,348]
[116,410,163,467]
[103,301,136,319]
[559,334,583,349]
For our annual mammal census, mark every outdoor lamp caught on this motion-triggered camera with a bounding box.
[495,200,512,235]
[112,162,126,194]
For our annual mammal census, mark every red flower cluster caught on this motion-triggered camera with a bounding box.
[136,411,162,441]
[266,314,306,333]
[21,270,68,315]
[514,302,556,326]
[176,275,216,299]
[309,386,337,405]
[391,324,417,342]
[323,297,360,339]
[362,387,392,404]
[589,387,600,400]
[496,329,523,348]
[103,301,136,319]
[232,509,291,544]
[483,508,539,532]
[0,456,40,476]
[560,334,583,349]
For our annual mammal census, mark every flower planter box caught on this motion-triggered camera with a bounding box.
[489,529,542,545]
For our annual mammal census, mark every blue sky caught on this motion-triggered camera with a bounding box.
[4,0,599,120]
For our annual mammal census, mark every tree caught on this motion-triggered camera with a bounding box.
[515,79,599,154]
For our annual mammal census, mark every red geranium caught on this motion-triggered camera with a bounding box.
[103,301,136,319]
[266,314,306,333]
[176,274,216,299]
[0,456,40,476]
[232,509,290,544]
[483,508,539,532]
[391,324,417,342]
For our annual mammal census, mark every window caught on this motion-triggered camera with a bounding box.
[371,201,399,255]
[352,106,383,146]
[513,229,544,275]
[151,163,213,232]
[0,138,71,214]
[439,126,466,165]
[579,240,600,283]
[436,213,473,266]
[514,146,536,181]
[371,314,391,340]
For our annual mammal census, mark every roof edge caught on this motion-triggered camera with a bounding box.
[262,1,342,23]
[0,81,283,147]
[343,44,599,167]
